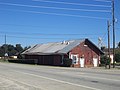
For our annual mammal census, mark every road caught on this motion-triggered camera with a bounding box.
[0,62,120,90]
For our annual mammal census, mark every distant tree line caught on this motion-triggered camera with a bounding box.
[0,44,30,57]
[115,43,120,63]
[115,41,120,63]
[117,42,120,48]
[100,41,120,64]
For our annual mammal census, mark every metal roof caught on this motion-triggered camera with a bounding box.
[58,39,84,53]
[22,39,85,55]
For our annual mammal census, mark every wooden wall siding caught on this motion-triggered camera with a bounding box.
[53,55,62,66]
[25,55,62,66]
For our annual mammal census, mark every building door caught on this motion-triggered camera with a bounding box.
[93,58,98,67]
[80,58,85,67]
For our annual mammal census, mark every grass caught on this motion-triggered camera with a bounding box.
[0,59,9,62]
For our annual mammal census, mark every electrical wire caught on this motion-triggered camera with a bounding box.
[0,34,67,40]
[0,31,105,36]
[6,35,66,40]
[33,0,111,8]
[101,31,107,46]
[93,0,111,3]
[0,0,113,45]
[0,34,84,40]
[0,23,44,28]
[0,2,111,13]
[0,34,100,41]
[0,9,110,20]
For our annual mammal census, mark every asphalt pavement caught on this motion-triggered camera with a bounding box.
[0,62,120,90]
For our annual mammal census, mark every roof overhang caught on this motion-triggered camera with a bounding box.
[23,52,67,55]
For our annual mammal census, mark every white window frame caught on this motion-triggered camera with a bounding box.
[71,54,78,64]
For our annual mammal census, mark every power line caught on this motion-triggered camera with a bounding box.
[0,23,45,28]
[0,34,100,41]
[33,0,111,8]
[0,2,111,13]
[0,34,67,40]
[94,0,111,3]
[101,31,107,45]
[6,35,66,40]
[0,31,105,36]
[0,9,110,20]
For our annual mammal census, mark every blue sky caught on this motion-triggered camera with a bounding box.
[0,0,119,47]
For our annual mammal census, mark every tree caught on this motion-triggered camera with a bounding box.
[62,58,72,67]
[101,46,106,51]
[7,45,14,51]
[115,52,120,63]
[0,49,4,57]
[15,44,23,52]
[117,42,120,48]
[7,45,16,56]
[0,44,28,57]
[24,46,31,51]
[100,55,111,68]
[0,44,8,57]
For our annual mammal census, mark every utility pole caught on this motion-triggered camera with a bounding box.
[107,20,111,69]
[112,0,115,68]
[4,34,7,60]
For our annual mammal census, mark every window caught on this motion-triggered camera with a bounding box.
[73,56,77,64]
[71,55,78,64]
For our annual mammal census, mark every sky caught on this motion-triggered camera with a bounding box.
[0,0,120,47]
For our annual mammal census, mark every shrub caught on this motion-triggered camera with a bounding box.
[62,58,72,67]
[100,55,111,65]
[115,53,120,63]
[8,59,38,64]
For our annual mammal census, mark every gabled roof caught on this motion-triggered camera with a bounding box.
[85,39,104,54]
[22,39,85,55]
[58,39,84,53]
[22,39,104,55]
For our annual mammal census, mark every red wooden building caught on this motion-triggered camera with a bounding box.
[22,39,103,68]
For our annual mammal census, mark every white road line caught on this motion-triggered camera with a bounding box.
[13,70,101,90]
